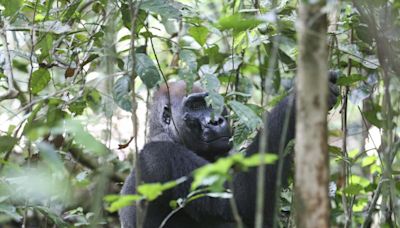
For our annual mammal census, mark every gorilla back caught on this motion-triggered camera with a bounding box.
[120,78,339,228]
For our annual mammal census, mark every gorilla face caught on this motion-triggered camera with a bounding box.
[180,92,232,161]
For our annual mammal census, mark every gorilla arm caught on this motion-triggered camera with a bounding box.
[234,74,339,226]
[120,141,234,227]
[232,94,296,227]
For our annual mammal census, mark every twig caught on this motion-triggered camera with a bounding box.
[0,17,18,101]
[128,1,144,227]
[362,179,389,228]
[159,204,184,228]
[159,188,207,228]
[340,25,354,228]
[256,9,280,228]
[27,0,40,109]
[68,146,124,183]
[228,178,244,228]
[145,24,182,141]
[273,106,295,228]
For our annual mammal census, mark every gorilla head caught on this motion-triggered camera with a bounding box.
[148,81,232,161]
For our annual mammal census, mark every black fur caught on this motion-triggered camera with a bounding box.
[120,76,338,228]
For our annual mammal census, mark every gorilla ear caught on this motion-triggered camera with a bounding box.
[162,105,171,125]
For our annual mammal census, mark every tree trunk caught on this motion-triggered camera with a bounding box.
[295,2,330,228]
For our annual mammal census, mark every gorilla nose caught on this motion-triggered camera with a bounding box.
[207,116,226,126]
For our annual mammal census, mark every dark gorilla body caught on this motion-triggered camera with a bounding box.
[120,75,339,228]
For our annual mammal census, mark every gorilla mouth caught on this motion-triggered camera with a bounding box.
[204,136,230,143]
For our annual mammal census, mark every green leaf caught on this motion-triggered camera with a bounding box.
[192,153,276,191]
[34,206,68,227]
[337,74,366,86]
[218,14,262,32]
[343,184,363,195]
[232,121,251,146]
[350,175,370,188]
[328,145,342,155]
[113,75,132,111]
[55,119,108,155]
[30,68,51,94]
[0,204,22,221]
[12,59,28,73]
[104,194,142,212]
[363,110,383,128]
[44,0,55,20]
[137,183,164,201]
[84,88,102,111]
[242,153,278,167]
[179,50,197,92]
[47,99,68,127]
[0,136,18,153]
[188,26,209,46]
[361,156,377,167]
[201,74,224,116]
[61,0,82,23]
[37,142,66,174]
[192,155,237,191]
[140,0,186,19]
[68,99,87,116]
[33,28,57,62]
[228,101,262,131]
[137,178,185,201]
[136,53,160,89]
[120,6,147,32]
[0,0,23,17]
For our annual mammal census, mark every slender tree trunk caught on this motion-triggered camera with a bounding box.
[295,2,330,228]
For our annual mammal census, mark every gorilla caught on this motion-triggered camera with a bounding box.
[120,73,339,228]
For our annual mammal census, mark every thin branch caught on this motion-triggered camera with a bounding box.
[0,18,18,101]
[362,179,389,228]
[128,1,144,227]
[340,26,353,228]
[27,0,40,109]
[145,25,182,141]
[228,177,244,228]
[68,146,124,183]
[256,10,280,228]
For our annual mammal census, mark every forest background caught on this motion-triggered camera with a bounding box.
[0,0,399,227]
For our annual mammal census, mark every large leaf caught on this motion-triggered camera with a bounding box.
[0,136,18,153]
[54,120,108,155]
[192,153,277,192]
[218,14,262,32]
[0,204,22,221]
[179,50,197,92]
[68,99,87,116]
[105,177,186,212]
[140,0,186,19]
[113,75,132,111]
[337,74,366,86]
[228,101,262,131]
[137,178,186,201]
[201,74,224,116]
[0,0,23,17]
[136,53,160,89]
[188,26,209,46]
[35,206,68,227]
[30,68,51,94]
[61,0,82,22]
[104,194,142,212]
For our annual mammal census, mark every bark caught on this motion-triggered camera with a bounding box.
[295,2,330,228]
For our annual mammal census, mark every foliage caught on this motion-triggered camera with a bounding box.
[0,0,399,227]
